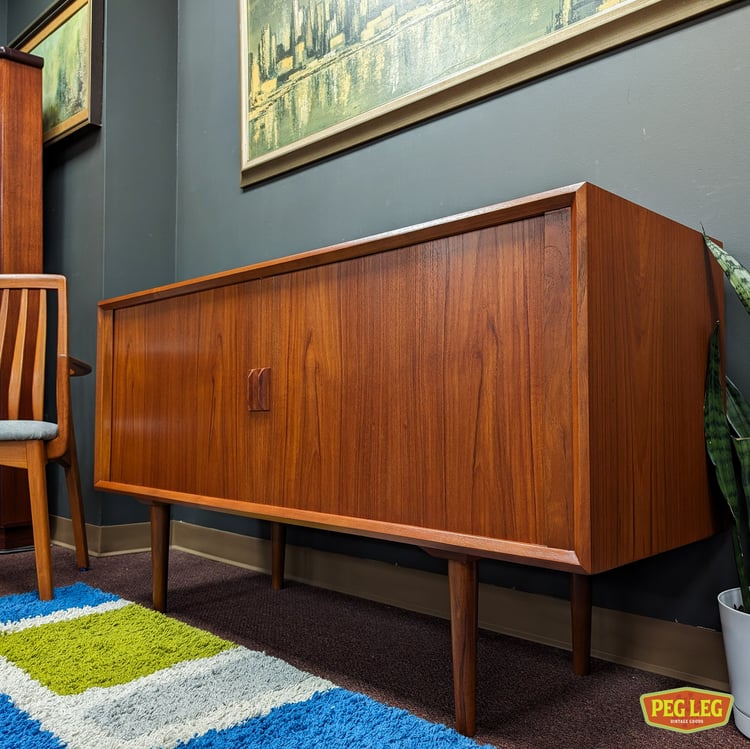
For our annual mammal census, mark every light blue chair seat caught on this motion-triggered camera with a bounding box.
[0,420,58,441]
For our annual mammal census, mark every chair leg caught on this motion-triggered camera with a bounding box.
[26,441,53,601]
[63,429,89,570]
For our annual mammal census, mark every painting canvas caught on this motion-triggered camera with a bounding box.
[240,0,736,186]
[13,0,103,144]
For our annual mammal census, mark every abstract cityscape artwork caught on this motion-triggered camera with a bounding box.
[239,0,736,186]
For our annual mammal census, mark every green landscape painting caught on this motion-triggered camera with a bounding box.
[33,4,90,134]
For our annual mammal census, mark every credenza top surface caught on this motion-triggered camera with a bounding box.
[99,182,598,310]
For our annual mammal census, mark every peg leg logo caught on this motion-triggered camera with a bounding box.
[640,687,733,733]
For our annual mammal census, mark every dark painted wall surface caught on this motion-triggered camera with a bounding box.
[5,0,750,629]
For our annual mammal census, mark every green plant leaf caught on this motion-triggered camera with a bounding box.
[728,379,750,439]
[732,436,750,611]
[704,324,750,607]
[703,230,750,316]
[733,437,750,526]
[705,327,738,513]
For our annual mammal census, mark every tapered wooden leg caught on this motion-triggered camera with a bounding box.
[271,522,286,590]
[448,557,478,737]
[151,502,171,612]
[27,441,53,601]
[63,428,90,570]
[571,573,592,676]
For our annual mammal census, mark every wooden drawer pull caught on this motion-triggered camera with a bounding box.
[247,367,271,411]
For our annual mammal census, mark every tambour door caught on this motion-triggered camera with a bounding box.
[107,281,270,500]
[259,209,576,550]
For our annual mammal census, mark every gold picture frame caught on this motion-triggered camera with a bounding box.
[239,0,737,187]
[13,0,103,145]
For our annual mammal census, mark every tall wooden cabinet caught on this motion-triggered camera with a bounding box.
[0,47,44,548]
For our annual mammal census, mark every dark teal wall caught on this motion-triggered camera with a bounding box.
[5,0,750,629]
[6,0,46,34]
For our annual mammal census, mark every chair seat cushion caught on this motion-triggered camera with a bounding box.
[0,420,58,441]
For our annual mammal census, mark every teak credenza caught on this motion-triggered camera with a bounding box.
[95,183,723,735]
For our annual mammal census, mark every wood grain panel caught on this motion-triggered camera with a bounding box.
[0,51,43,272]
[538,209,575,551]
[442,222,540,541]
[249,218,574,546]
[581,184,723,571]
[108,284,265,499]
[265,266,344,514]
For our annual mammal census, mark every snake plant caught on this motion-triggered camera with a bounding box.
[704,231,750,611]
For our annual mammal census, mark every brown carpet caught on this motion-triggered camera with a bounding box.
[0,545,746,749]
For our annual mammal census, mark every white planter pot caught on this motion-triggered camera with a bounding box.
[718,588,750,738]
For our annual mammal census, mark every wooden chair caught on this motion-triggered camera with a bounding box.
[0,274,89,600]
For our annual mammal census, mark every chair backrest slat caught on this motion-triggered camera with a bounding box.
[0,290,9,367]
[8,289,30,420]
[1,284,52,423]
[0,275,69,456]
[32,291,47,421]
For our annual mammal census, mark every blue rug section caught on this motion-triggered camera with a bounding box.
[0,582,118,624]
[0,695,63,749]
[180,688,493,749]
[0,584,493,748]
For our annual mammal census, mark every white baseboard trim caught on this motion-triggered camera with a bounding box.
[51,516,729,690]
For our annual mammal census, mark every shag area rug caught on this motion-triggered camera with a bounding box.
[0,583,492,748]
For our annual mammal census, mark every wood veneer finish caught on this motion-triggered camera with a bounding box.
[0,48,44,549]
[95,182,724,734]
[0,48,43,272]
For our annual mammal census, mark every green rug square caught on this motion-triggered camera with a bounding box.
[0,604,234,695]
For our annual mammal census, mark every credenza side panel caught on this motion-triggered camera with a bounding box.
[583,185,722,571]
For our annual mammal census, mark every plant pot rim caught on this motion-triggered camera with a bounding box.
[718,587,748,611]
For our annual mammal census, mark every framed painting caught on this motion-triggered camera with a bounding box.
[239,0,737,187]
[13,0,103,145]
